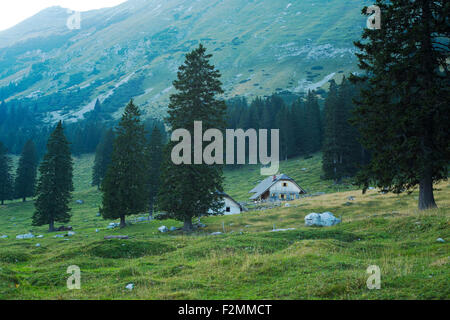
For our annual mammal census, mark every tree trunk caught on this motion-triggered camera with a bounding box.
[183,216,193,232]
[49,220,55,232]
[120,215,126,228]
[1,200,4,205]
[148,203,153,221]
[418,169,437,210]
[22,197,26,202]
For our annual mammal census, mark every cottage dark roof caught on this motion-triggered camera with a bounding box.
[248,174,306,200]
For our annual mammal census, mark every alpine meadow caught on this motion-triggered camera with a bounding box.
[0,0,448,306]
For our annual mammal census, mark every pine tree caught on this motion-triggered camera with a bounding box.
[0,142,14,205]
[0,101,6,125]
[322,80,341,181]
[158,44,227,231]
[303,91,322,155]
[100,100,149,228]
[32,122,74,231]
[92,129,115,188]
[291,98,306,156]
[15,139,38,202]
[351,0,449,210]
[147,126,164,219]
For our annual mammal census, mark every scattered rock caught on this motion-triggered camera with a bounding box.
[125,283,134,291]
[95,229,99,233]
[53,234,64,238]
[210,232,223,236]
[344,202,353,206]
[197,223,207,228]
[137,217,148,222]
[104,235,129,240]
[368,187,375,191]
[1,235,8,239]
[436,238,445,243]
[348,196,355,201]
[158,226,169,233]
[35,243,41,247]
[285,203,291,207]
[107,223,120,229]
[75,200,84,204]
[16,233,35,239]
[301,168,307,171]
[67,231,75,236]
[271,228,296,232]
[96,212,101,217]
[37,235,44,238]
[305,212,341,227]
[169,227,178,232]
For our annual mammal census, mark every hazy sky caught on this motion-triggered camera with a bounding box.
[0,0,128,31]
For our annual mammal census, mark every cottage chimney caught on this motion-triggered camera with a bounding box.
[273,175,277,181]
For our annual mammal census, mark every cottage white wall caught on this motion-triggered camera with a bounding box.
[208,197,241,215]
[222,197,241,215]
[269,180,301,194]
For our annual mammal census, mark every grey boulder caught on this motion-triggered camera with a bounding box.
[158,226,169,233]
[305,212,341,227]
[16,233,35,239]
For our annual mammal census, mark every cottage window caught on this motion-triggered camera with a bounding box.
[226,207,231,212]
[283,183,287,187]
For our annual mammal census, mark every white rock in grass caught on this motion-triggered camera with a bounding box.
[107,223,120,229]
[305,212,341,227]
[95,229,99,233]
[305,213,321,226]
[271,228,296,232]
[53,234,64,238]
[37,235,44,238]
[158,226,169,233]
[16,233,35,239]
[210,232,223,236]
[1,235,8,239]
[68,231,75,236]
[126,283,134,291]
[35,243,41,247]
[436,238,445,243]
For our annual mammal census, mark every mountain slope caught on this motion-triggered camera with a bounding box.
[0,0,371,122]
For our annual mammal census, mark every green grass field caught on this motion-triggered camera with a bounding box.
[0,154,448,299]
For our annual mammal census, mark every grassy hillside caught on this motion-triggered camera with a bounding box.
[0,154,448,299]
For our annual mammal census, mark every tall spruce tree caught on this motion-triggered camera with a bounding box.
[15,139,38,202]
[147,126,164,219]
[0,142,14,205]
[351,0,449,210]
[32,122,73,231]
[322,80,342,182]
[157,44,227,231]
[303,91,322,155]
[100,100,149,228]
[322,79,364,183]
[92,129,115,189]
